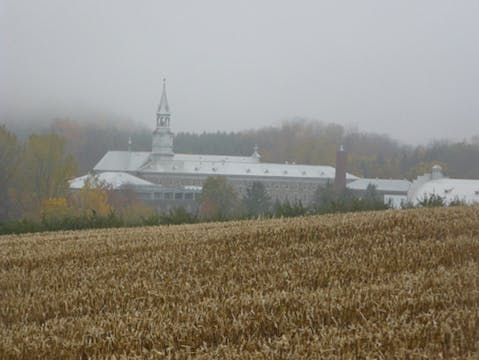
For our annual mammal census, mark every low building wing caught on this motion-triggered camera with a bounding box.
[346,178,411,208]
[347,178,411,193]
[69,172,153,190]
[409,178,479,205]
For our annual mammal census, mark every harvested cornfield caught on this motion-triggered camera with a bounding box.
[1,206,479,358]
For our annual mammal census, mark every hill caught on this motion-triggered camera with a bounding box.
[1,206,478,358]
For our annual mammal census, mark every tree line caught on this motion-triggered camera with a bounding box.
[1,117,479,233]
[6,117,479,180]
[1,169,459,236]
[52,118,479,179]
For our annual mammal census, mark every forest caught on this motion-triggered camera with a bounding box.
[7,117,479,179]
[1,117,479,229]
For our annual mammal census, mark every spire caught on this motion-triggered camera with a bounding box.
[152,78,174,158]
[157,78,170,115]
[155,78,171,130]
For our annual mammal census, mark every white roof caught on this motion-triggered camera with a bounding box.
[347,178,411,193]
[409,178,479,205]
[94,151,151,172]
[69,172,153,190]
[174,153,259,164]
[94,151,358,181]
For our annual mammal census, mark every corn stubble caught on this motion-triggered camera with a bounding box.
[1,206,478,358]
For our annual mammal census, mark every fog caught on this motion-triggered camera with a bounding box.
[1,0,478,144]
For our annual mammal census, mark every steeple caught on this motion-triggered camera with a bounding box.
[156,78,170,129]
[152,78,174,159]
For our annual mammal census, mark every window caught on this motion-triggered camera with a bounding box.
[175,193,183,200]
[164,192,173,200]
[185,193,194,200]
[154,192,162,200]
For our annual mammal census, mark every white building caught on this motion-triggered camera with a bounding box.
[70,80,359,212]
[72,81,479,212]
[408,165,479,205]
[347,178,411,208]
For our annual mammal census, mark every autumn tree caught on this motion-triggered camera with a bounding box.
[0,125,20,220]
[68,176,112,217]
[40,197,75,220]
[11,133,77,217]
[198,176,240,220]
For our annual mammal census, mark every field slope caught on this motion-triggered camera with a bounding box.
[1,206,479,358]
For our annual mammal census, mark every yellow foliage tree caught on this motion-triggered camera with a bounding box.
[41,197,75,220]
[11,133,77,218]
[69,176,112,217]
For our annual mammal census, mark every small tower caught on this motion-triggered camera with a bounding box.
[251,144,261,162]
[431,165,444,180]
[152,79,174,160]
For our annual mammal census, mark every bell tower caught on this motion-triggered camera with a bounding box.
[152,78,174,159]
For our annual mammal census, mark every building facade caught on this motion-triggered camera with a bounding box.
[407,165,479,205]
[72,80,359,212]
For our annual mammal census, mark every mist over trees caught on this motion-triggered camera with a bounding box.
[175,119,479,180]
[0,115,479,233]
[4,117,479,180]
[2,116,479,225]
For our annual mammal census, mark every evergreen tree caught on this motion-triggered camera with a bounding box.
[417,194,445,208]
[243,181,271,217]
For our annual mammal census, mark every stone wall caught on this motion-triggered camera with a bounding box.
[139,172,331,206]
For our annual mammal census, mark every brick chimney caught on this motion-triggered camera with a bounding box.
[334,145,347,191]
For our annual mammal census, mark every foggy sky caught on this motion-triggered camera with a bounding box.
[1,0,478,144]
